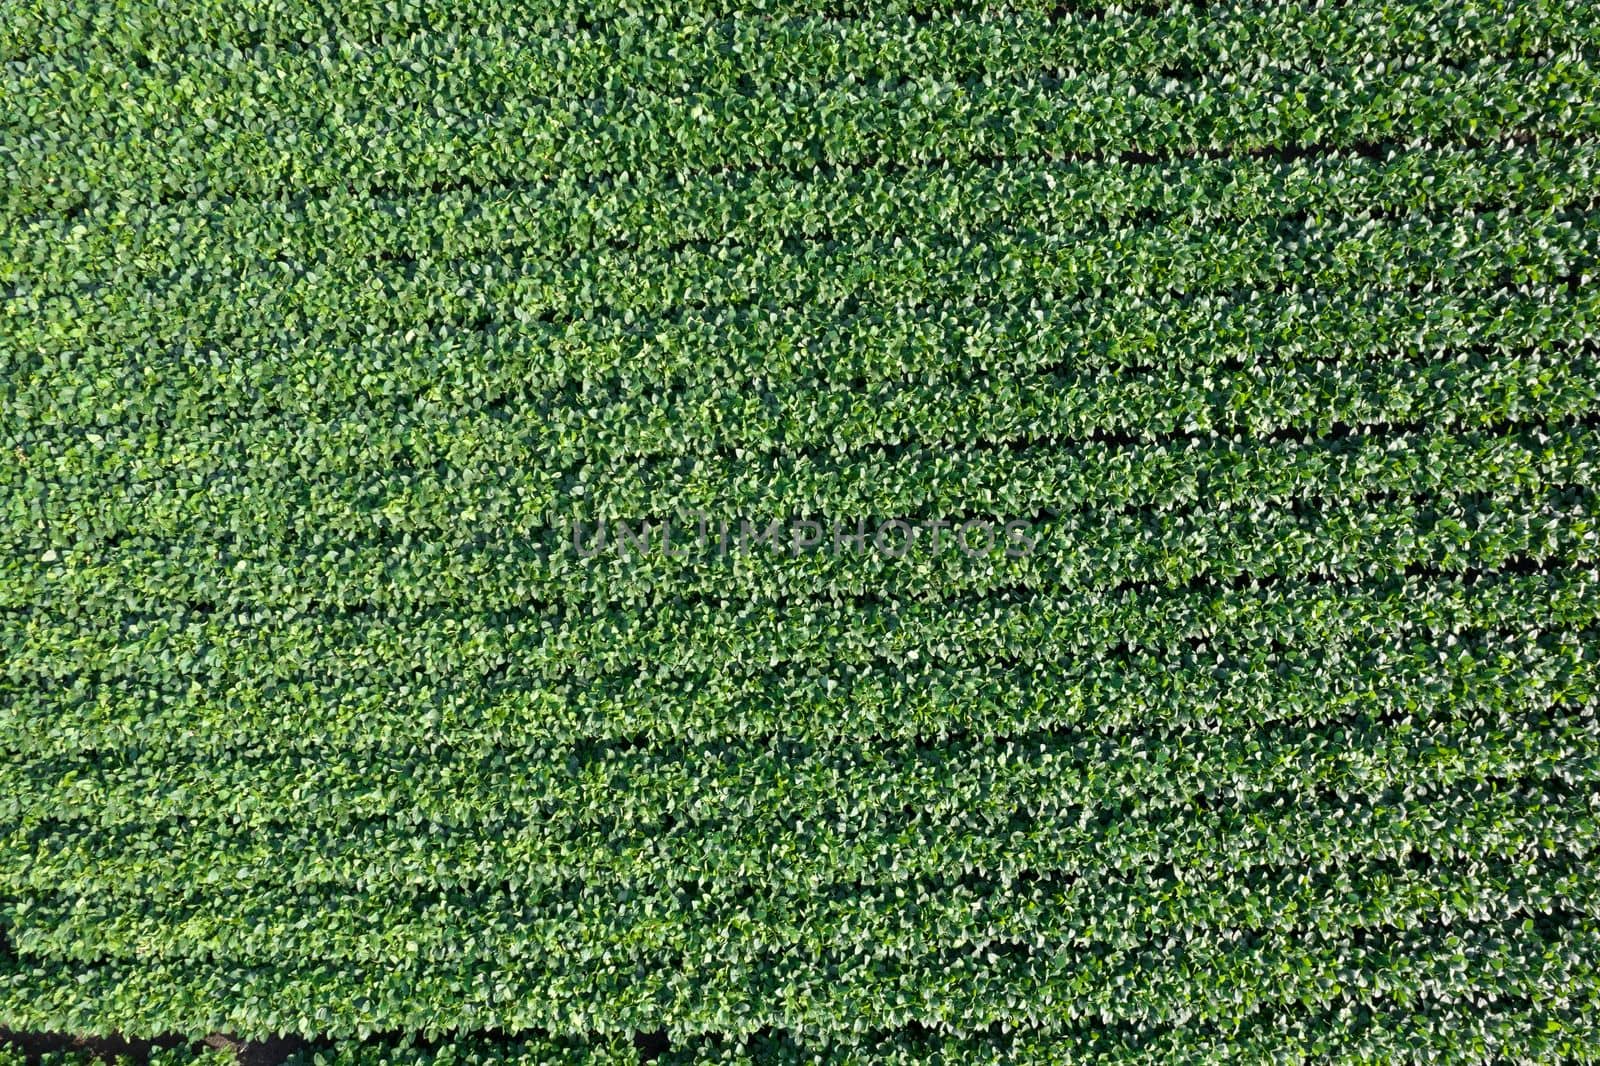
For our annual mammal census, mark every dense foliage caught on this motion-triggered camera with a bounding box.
[3,0,1599,1061]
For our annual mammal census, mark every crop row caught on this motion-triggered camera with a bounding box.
[8,282,1594,451]
[10,1014,1596,1066]
[6,0,1337,64]
[10,416,1597,565]
[6,686,1594,872]
[21,0,1591,138]
[0,1047,227,1066]
[8,737,1594,899]
[13,200,1597,387]
[5,523,1591,688]
[11,143,1597,292]
[14,342,1600,526]
[12,843,1596,995]
[9,471,1597,615]
[653,1001,1600,1065]
[10,55,1598,216]
[5,584,1594,750]
[3,496,1593,749]
[3,915,1594,1039]
[13,288,1600,477]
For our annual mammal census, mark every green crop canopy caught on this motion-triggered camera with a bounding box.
[3,0,1599,1061]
